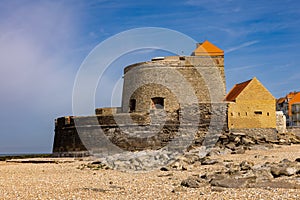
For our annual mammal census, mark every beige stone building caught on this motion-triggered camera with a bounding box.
[225,77,276,129]
[121,40,225,113]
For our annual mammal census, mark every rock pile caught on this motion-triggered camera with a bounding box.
[181,158,300,189]
[83,131,300,172]
[201,131,300,156]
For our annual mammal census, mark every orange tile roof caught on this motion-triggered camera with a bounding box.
[225,79,252,101]
[193,40,224,56]
[286,91,299,100]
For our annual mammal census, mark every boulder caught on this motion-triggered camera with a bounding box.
[270,166,298,177]
[210,176,256,188]
[181,176,207,188]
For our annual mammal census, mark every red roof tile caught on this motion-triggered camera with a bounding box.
[225,79,252,101]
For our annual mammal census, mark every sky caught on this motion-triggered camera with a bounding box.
[0,0,299,154]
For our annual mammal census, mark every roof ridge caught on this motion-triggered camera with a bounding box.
[225,78,253,101]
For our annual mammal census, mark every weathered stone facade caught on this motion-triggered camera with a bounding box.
[53,48,227,156]
[52,40,281,157]
[121,56,225,113]
[53,103,228,156]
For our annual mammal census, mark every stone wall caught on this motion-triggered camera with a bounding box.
[52,116,89,157]
[229,128,278,143]
[52,103,228,157]
[95,107,121,115]
[121,56,225,113]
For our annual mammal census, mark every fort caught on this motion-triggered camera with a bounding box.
[53,41,286,157]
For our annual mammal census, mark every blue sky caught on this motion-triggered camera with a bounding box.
[0,0,299,153]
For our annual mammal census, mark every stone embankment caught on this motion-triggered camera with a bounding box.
[83,130,300,172]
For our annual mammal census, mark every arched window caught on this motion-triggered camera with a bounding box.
[151,97,164,109]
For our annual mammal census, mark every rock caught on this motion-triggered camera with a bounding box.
[200,158,219,165]
[289,137,300,144]
[271,166,298,177]
[210,176,256,188]
[252,168,274,181]
[219,135,228,140]
[181,179,200,188]
[285,167,298,175]
[160,167,170,171]
[218,148,232,155]
[232,132,246,136]
[207,147,221,156]
[234,147,246,154]
[279,159,292,164]
[249,144,272,151]
[241,137,255,145]
[211,186,226,192]
[240,161,254,171]
[225,143,236,150]
[169,160,188,171]
[226,164,241,175]
[234,137,241,143]
[157,173,173,177]
[279,139,286,143]
[181,176,207,188]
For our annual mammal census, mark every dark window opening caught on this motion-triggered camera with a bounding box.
[267,112,269,116]
[238,112,240,116]
[231,113,233,116]
[151,97,164,109]
[129,99,136,112]
[245,112,248,116]
[254,111,263,115]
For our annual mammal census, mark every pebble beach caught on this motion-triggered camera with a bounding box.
[0,145,299,200]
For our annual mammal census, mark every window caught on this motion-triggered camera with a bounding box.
[245,112,248,116]
[254,111,262,115]
[129,99,136,112]
[151,97,164,109]
[267,112,269,116]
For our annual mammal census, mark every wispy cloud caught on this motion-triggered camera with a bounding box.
[226,64,262,72]
[226,40,259,53]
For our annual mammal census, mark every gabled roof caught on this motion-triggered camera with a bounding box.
[192,40,224,56]
[225,79,252,101]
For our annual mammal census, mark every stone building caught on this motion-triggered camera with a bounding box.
[121,42,225,113]
[53,40,227,156]
[52,41,280,157]
[225,77,276,129]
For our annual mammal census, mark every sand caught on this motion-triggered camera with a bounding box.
[0,145,299,199]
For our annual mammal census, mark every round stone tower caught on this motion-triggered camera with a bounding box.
[121,40,225,113]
